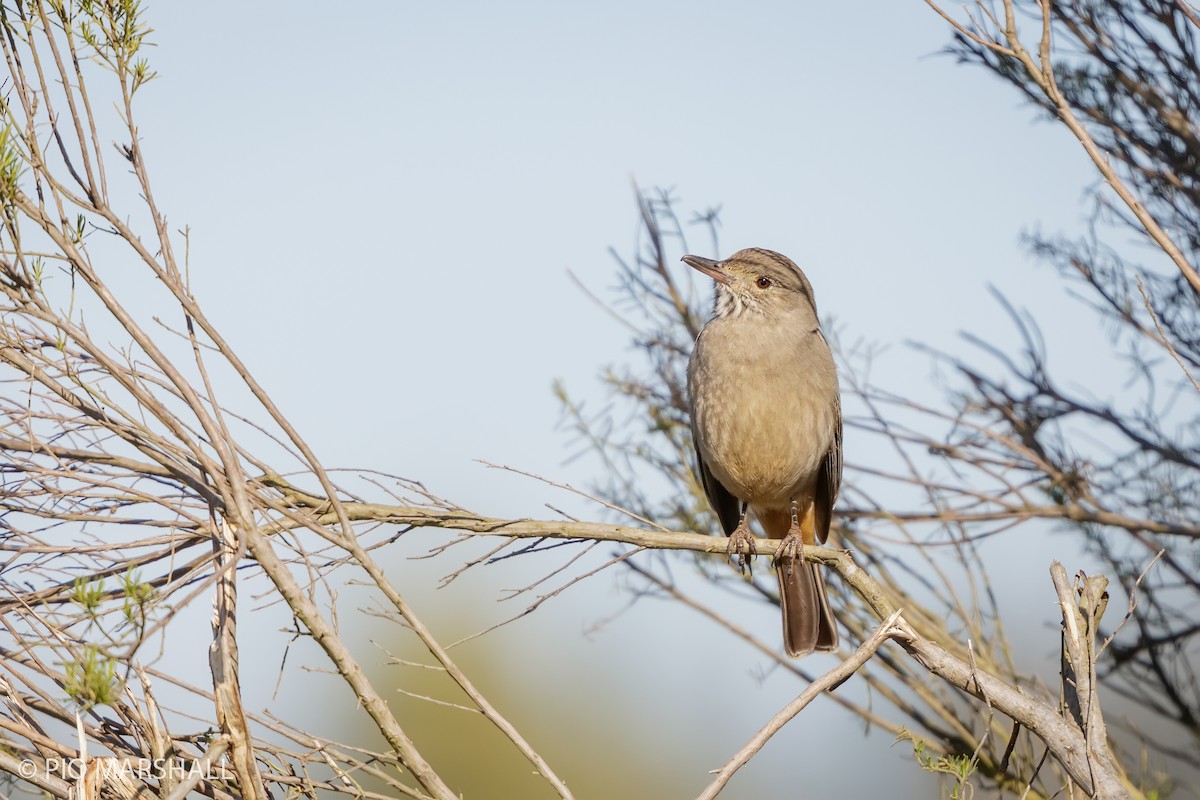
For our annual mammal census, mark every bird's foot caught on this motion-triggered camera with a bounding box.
[726,521,757,575]
[773,517,805,578]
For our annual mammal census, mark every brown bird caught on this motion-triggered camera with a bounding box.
[685,247,841,657]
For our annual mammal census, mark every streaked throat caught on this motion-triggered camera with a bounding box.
[713,286,763,319]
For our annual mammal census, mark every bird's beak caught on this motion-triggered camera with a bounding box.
[682,255,730,285]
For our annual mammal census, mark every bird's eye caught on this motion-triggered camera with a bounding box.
[756,276,772,289]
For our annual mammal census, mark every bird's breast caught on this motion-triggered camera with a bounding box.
[689,322,838,507]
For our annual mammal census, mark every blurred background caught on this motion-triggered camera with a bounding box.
[123,3,1142,797]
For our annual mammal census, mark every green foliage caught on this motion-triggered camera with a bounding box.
[120,567,155,626]
[73,0,158,90]
[69,214,87,245]
[0,123,25,205]
[29,257,45,287]
[129,56,155,93]
[897,730,978,800]
[70,576,105,617]
[62,644,118,710]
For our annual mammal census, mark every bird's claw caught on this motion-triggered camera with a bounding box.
[773,532,804,578]
[726,526,757,575]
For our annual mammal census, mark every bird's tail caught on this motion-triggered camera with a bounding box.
[776,559,839,657]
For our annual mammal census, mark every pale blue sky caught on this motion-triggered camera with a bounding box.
[127,3,1112,797]
[139,4,1099,505]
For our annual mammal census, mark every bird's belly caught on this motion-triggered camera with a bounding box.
[693,375,836,506]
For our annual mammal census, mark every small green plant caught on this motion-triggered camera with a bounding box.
[0,123,25,205]
[70,577,106,617]
[121,567,155,625]
[75,0,157,81]
[897,729,978,800]
[62,644,118,711]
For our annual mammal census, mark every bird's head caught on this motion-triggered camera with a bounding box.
[682,247,819,322]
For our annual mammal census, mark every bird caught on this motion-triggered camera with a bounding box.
[684,247,842,657]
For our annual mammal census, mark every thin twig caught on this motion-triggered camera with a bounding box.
[695,610,903,800]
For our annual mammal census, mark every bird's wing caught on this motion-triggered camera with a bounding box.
[813,388,842,543]
[694,438,742,536]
